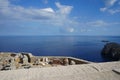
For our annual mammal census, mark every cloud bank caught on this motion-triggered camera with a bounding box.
[0,0,77,33]
[0,0,120,36]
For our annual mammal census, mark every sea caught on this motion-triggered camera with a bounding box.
[0,36,120,62]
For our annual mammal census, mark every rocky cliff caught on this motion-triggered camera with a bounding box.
[101,42,120,60]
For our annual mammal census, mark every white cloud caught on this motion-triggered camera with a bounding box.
[78,29,92,33]
[55,2,73,15]
[100,0,120,14]
[100,7,107,12]
[80,29,87,32]
[105,0,117,7]
[41,8,55,13]
[67,27,74,32]
[87,20,108,27]
[108,9,120,14]
[0,0,56,21]
[86,20,120,27]
[0,0,77,28]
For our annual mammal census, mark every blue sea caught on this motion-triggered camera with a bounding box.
[0,36,120,62]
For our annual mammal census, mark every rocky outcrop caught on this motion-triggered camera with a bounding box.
[0,52,34,70]
[101,42,120,60]
[0,52,90,71]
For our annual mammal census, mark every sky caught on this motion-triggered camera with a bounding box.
[0,0,120,36]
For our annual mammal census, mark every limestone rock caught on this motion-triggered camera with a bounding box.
[70,60,76,65]
[27,53,33,58]
[24,53,33,63]
[23,55,28,64]
[42,57,49,64]
[39,62,46,66]
[30,57,36,64]
[63,58,69,66]
[52,59,62,65]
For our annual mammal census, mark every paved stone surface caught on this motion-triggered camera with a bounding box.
[0,61,120,80]
[113,68,120,74]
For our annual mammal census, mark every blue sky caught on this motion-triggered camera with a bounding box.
[0,0,120,36]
